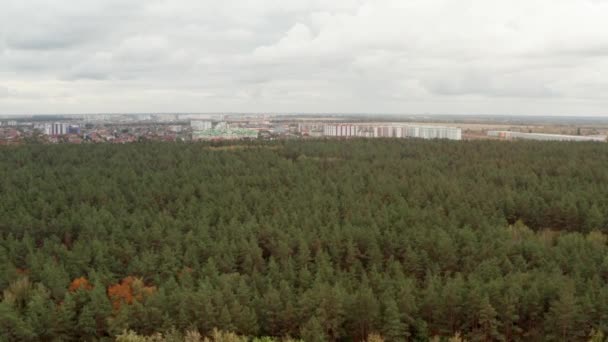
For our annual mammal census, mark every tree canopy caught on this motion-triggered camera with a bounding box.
[1,139,607,341]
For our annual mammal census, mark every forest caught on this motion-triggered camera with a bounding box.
[1,139,608,341]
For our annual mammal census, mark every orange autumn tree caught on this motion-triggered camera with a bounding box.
[69,277,93,292]
[107,276,155,310]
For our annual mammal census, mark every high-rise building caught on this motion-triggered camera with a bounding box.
[191,120,213,131]
[33,123,73,135]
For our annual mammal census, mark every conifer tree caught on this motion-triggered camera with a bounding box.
[24,284,55,340]
[546,284,583,341]
[0,301,34,341]
[56,291,78,341]
[218,305,235,333]
[301,316,327,342]
[381,297,406,342]
[470,296,501,342]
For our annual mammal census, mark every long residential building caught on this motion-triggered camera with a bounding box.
[321,124,462,140]
[487,131,607,142]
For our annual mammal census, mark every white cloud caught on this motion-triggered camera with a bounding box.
[1,0,607,115]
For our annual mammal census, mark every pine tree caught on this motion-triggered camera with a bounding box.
[497,288,522,341]
[233,305,259,336]
[301,316,327,342]
[260,286,283,336]
[381,297,406,342]
[0,301,35,341]
[347,285,380,341]
[470,296,501,342]
[56,292,78,341]
[218,305,235,332]
[586,204,605,233]
[76,304,98,340]
[24,284,55,340]
[39,260,70,300]
[546,284,582,341]
[108,303,132,337]
[315,284,346,341]
[89,279,113,337]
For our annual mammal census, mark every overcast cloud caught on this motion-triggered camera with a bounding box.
[1,0,607,115]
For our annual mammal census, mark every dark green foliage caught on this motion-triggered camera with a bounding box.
[1,139,608,341]
[380,296,406,341]
[300,316,327,342]
[0,302,34,341]
[24,284,55,340]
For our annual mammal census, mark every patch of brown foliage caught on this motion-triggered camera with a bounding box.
[69,277,93,292]
[108,276,156,310]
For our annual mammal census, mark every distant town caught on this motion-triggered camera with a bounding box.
[0,113,607,145]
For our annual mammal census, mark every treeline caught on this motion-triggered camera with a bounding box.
[1,139,608,341]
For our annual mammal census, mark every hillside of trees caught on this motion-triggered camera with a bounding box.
[1,139,608,341]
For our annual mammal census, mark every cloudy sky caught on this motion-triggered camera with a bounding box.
[1,0,607,115]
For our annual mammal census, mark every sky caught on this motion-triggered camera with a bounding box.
[1,0,607,116]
